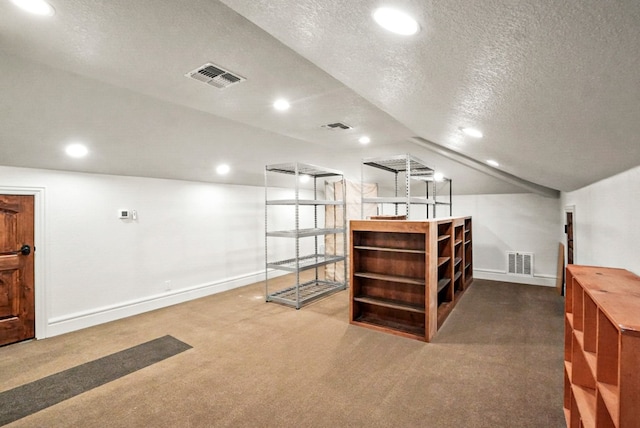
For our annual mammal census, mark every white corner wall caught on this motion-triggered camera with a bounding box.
[453,193,561,286]
[562,165,640,275]
[0,166,306,338]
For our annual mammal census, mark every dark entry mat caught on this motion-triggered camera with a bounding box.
[0,335,191,426]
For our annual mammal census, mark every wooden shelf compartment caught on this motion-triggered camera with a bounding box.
[565,315,573,363]
[583,293,598,353]
[562,361,573,427]
[463,216,472,290]
[573,329,597,384]
[351,313,425,339]
[564,362,572,412]
[438,234,450,242]
[584,350,597,381]
[437,222,452,235]
[438,240,452,256]
[352,274,424,312]
[454,239,463,246]
[597,382,619,427]
[565,268,575,315]
[351,299,426,338]
[572,332,596,389]
[573,280,584,331]
[436,285,469,329]
[353,248,425,281]
[353,272,423,285]
[596,309,619,385]
[437,288,453,304]
[454,257,462,266]
[437,256,450,267]
[437,278,451,293]
[352,230,426,252]
[353,245,425,254]
[436,300,454,328]
[353,296,425,313]
[572,384,597,428]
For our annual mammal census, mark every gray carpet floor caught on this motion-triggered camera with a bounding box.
[0,278,565,427]
[0,336,191,425]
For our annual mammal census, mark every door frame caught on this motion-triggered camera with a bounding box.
[1,186,46,340]
[564,205,576,265]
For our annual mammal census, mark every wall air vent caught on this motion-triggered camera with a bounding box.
[185,63,245,89]
[507,252,534,277]
[322,122,352,130]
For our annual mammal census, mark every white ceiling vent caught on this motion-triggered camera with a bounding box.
[185,63,245,89]
[322,122,352,130]
[507,252,534,277]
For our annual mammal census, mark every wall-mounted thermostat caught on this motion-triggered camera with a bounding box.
[119,209,131,219]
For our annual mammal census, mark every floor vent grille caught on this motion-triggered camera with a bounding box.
[185,63,245,89]
[507,252,534,276]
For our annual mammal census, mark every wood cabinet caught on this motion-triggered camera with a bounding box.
[349,217,472,341]
[564,265,640,427]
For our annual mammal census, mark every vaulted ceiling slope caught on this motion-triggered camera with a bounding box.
[1,0,639,195]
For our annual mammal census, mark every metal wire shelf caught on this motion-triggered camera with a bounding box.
[266,227,345,238]
[267,254,346,272]
[266,280,346,307]
[265,162,347,309]
[362,154,452,218]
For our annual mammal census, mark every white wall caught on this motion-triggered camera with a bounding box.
[1,164,565,338]
[453,193,561,286]
[562,165,640,275]
[0,165,315,338]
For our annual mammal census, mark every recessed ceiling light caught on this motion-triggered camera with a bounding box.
[299,174,311,183]
[216,164,230,175]
[461,127,483,138]
[487,160,499,167]
[434,172,445,182]
[358,136,371,145]
[65,143,88,158]
[10,0,55,16]
[373,7,420,36]
[273,99,290,111]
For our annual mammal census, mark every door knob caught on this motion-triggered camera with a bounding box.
[0,244,31,256]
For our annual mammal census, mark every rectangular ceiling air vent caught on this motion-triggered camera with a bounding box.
[322,122,352,130]
[507,252,534,277]
[185,63,245,89]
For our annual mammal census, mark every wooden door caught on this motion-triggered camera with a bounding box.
[566,212,574,264]
[0,195,35,346]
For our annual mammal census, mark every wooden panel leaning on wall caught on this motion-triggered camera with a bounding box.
[349,216,472,342]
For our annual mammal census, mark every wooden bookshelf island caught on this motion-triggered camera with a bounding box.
[349,217,473,342]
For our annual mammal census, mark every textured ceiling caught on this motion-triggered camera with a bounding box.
[1,0,639,194]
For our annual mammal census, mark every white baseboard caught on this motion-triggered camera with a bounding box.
[46,269,285,338]
[473,269,557,287]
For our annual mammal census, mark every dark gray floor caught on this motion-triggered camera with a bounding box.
[0,335,191,426]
